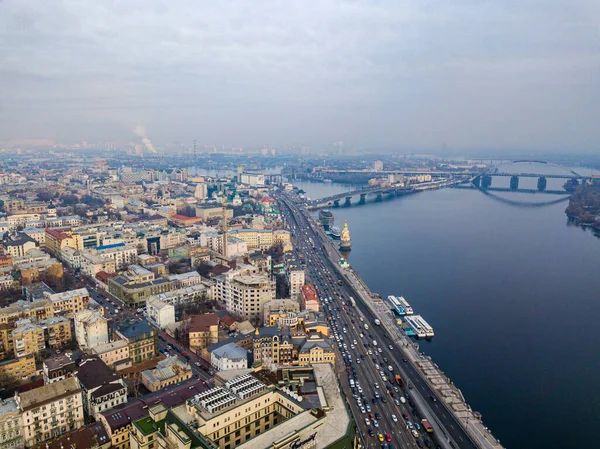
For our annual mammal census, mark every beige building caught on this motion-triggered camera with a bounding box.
[0,354,36,386]
[187,374,306,449]
[141,357,192,392]
[17,377,85,447]
[195,205,233,222]
[0,398,23,449]
[213,268,275,325]
[288,268,305,300]
[45,288,90,317]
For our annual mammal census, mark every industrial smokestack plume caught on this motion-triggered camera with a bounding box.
[133,125,157,153]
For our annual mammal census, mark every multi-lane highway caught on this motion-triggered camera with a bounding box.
[279,191,480,449]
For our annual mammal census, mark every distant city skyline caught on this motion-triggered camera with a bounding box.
[1,1,599,153]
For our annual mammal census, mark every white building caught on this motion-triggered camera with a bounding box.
[239,173,265,186]
[146,298,175,329]
[211,342,248,371]
[145,284,210,307]
[194,182,208,200]
[166,270,203,288]
[74,309,109,349]
[61,246,82,269]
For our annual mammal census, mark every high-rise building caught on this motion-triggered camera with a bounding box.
[194,182,208,200]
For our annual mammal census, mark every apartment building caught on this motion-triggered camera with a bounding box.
[288,268,305,300]
[213,269,275,325]
[12,316,72,358]
[0,354,36,386]
[74,309,109,350]
[76,357,128,419]
[145,298,175,329]
[16,377,85,447]
[44,228,83,257]
[44,288,90,317]
[108,266,172,306]
[0,398,23,449]
[91,340,130,371]
[112,320,157,364]
[130,404,210,449]
[99,379,209,449]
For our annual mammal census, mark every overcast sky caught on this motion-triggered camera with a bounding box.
[1,0,598,152]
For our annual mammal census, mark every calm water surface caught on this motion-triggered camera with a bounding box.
[295,175,600,449]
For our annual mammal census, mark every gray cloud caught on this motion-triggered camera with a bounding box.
[0,0,598,152]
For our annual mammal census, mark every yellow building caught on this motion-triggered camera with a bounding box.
[44,228,83,257]
[113,320,157,364]
[188,314,219,354]
[12,316,72,358]
[0,354,36,386]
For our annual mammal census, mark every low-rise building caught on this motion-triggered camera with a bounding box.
[75,309,109,350]
[188,314,219,354]
[17,377,85,447]
[210,342,248,372]
[300,284,319,312]
[42,354,77,384]
[76,356,128,419]
[140,357,192,392]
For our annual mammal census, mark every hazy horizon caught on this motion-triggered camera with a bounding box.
[1,1,598,153]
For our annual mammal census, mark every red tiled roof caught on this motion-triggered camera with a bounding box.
[301,284,318,303]
[189,313,219,333]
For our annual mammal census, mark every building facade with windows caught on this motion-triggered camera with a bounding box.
[16,377,84,447]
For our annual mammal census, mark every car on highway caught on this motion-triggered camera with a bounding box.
[411,430,420,439]
[407,421,414,429]
[367,428,375,437]
[389,345,393,350]
[391,414,398,422]
[429,394,437,402]
[377,434,384,442]
[374,382,379,389]
[385,433,392,442]
[360,406,365,414]
[402,413,409,421]
[364,418,370,426]
[365,404,371,412]
[400,396,406,404]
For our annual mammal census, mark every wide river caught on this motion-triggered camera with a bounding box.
[294,171,600,449]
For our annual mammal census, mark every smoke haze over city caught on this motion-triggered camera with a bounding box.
[1,0,599,152]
